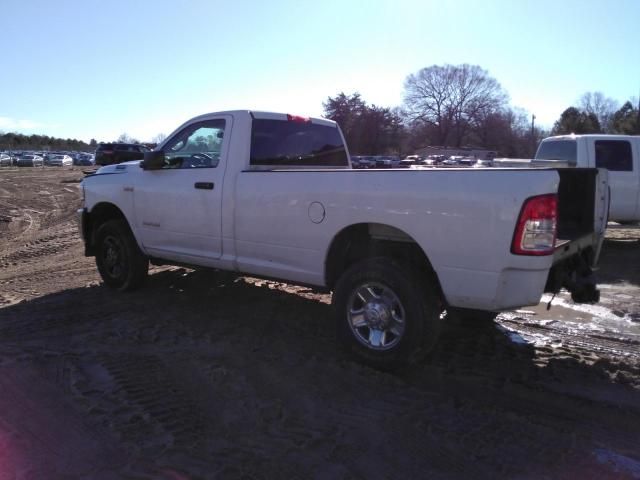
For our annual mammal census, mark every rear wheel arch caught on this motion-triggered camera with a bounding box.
[324,223,444,303]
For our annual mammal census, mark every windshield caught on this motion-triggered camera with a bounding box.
[535,140,577,165]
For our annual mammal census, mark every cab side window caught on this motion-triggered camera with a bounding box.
[595,140,633,171]
[162,119,226,169]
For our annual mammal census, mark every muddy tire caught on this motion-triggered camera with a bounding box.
[333,257,442,370]
[95,219,148,291]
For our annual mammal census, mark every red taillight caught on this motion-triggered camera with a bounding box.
[103,150,113,155]
[511,194,557,256]
[287,114,310,123]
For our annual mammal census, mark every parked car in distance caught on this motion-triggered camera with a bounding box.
[6,153,20,165]
[0,153,12,166]
[374,156,400,168]
[95,143,150,166]
[76,153,95,166]
[17,154,44,167]
[357,156,376,168]
[457,157,476,167]
[47,154,73,167]
[398,155,422,168]
[473,159,494,168]
[350,156,364,169]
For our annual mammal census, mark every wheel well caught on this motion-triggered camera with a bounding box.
[325,223,444,301]
[84,203,128,255]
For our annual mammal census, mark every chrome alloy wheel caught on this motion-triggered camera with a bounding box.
[347,282,406,350]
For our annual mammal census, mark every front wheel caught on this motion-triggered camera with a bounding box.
[333,257,442,370]
[95,219,148,291]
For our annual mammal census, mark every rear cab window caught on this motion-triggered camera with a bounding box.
[250,115,348,169]
[535,140,577,165]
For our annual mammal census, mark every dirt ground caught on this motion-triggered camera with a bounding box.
[1,167,639,479]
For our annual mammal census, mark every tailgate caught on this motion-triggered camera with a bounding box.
[545,168,610,302]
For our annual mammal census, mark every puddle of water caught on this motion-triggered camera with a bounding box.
[503,289,640,338]
[539,294,633,324]
[496,324,560,348]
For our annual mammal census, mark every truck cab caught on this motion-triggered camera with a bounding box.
[536,135,640,223]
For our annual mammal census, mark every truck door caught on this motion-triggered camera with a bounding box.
[133,116,231,262]
[591,139,638,222]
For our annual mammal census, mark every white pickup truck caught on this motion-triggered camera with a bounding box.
[78,110,609,369]
[536,134,640,224]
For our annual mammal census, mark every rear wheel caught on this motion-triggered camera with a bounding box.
[95,219,148,291]
[333,257,442,370]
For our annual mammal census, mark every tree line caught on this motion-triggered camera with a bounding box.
[0,131,165,152]
[324,64,639,157]
[552,92,640,135]
[0,132,96,151]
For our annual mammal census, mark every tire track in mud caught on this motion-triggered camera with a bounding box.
[97,355,207,448]
[70,349,330,477]
[0,363,131,478]
[63,352,289,479]
[499,317,640,359]
[0,224,79,267]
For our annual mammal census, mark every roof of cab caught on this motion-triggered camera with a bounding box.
[181,110,336,127]
[545,134,639,141]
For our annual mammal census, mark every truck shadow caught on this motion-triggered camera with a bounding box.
[0,267,635,403]
[0,268,638,478]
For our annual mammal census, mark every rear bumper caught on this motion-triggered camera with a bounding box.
[442,234,602,311]
[440,266,549,311]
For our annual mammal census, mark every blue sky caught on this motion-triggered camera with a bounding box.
[1,0,638,143]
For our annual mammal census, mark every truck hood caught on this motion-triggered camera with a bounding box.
[94,160,143,175]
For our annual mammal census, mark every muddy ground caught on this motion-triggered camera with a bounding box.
[0,167,639,479]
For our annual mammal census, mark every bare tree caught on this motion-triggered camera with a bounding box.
[117,133,139,144]
[402,64,508,146]
[579,92,618,133]
[153,133,167,144]
[402,65,454,146]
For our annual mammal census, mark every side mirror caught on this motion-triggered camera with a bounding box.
[141,150,166,170]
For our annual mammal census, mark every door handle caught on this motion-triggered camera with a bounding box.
[194,182,214,190]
